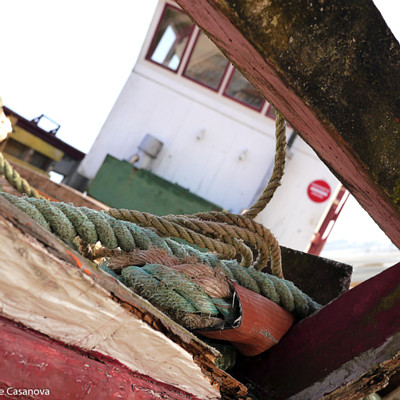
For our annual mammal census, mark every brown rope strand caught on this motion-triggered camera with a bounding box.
[107,208,238,259]
[242,110,286,220]
[156,213,281,276]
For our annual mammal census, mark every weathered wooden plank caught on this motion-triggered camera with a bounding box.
[0,196,247,399]
[323,354,400,400]
[233,262,400,399]
[280,246,352,305]
[0,316,203,400]
[175,0,400,247]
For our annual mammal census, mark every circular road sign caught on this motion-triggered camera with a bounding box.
[307,180,331,203]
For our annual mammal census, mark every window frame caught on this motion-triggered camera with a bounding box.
[265,104,277,120]
[145,3,196,74]
[222,68,266,112]
[181,30,231,92]
[145,3,278,120]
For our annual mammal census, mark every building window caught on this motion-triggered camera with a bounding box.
[266,104,276,119]
[3,139,29,160]
[29,151,53,171]
[183,32,230,90]
[224,69,265,110]
[145,4,276,118]
[146,5,194,72]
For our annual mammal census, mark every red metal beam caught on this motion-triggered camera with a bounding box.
[0,316,201,400]
[232,262,400,399]
[307,185,349,255]
[175,0,400,247]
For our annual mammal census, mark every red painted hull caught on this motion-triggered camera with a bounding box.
[0,316,201,400]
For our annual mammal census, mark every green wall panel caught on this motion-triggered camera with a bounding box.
[89,155,222,215]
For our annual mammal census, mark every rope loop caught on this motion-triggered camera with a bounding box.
[243,109,287,219]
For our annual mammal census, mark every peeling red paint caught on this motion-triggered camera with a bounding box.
[65,249,83,269]
[0,316,202,400]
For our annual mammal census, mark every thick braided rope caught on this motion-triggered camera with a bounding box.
[0,192,320,318]
[165,214,257,268]
[165,213,282,277]
[106,208,257,268]
[107,110,286,276]
[121,264,231,317]
[242,109,287,219]
[106,209,281,276]
[0,152,44,199]
[103,208,242,261]
[120,264,236,330]
[194,211,282,277]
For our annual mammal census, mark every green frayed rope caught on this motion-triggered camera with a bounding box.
[0,192,321,319]
[120,264,236,327]
[0,152,43,199]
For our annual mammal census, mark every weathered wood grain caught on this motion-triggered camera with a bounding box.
[0,316,202,400]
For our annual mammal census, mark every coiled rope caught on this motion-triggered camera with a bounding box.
[0,110,321,325]
[0,191,320,320]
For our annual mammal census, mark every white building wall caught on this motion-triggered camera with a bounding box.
[79,66,279,214]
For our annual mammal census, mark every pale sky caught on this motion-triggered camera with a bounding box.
[0,0,158,153]
[0,0,397,152]
[0,0,399,253]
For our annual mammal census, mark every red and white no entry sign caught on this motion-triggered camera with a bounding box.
[307,180,331,203]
